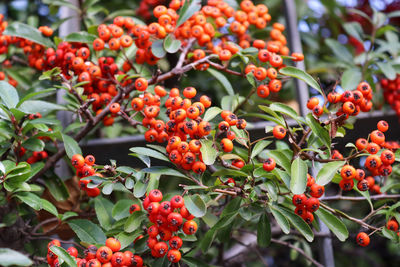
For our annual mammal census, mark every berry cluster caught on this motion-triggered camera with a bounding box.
[307,81,373,118]
[136,189,197,263]
[381,75,400,118]
[291,174,324,224]
[71,154,102,197]
[47,237,144,267]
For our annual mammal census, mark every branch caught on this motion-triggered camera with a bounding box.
[271,238,324,267]
[206,60,245,77]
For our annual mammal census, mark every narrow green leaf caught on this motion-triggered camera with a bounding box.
[207,69,235,96]
[257,213,271,247]
[279,66,323,96]
[377,62,397,80]
[50,246,77,266]
[94,197,114,231]
[316,161,345,186]
[270,206,290,234]
[290,158,308,194]
[112,199,135,220]
[64,31,97,43]
[62,133,82,159]
[251,140,272,159]
[19,100,65,115]
[130,147,169,162]
[212,168,248,177]
[275,205,314,242]
[176,0,201,28]
[305,113,331,149]
[315,208,348,241]
[325,39,353,63]
[141,166,188,179]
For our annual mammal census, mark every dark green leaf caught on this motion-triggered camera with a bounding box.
[183,194,207,217]
[269,150,291,173]
[257,213,271,247]
[94,197,114,231]
[251,140,272,159]
[62,133,82,159]
[269,206,290,234]
[212,168,248,177]
[207,69,235,96]
[129,147,169,162]
[4,22,53,47]
[50,246,77,266]
[68,219,106,244]
[176,0,201,28]
[124,211,146,233]
[305,113,330,149]
[19,100,65,115]
[290,158,308,194]
[316,161,345,186]
[275,205,314,242]
[141,166,188,179]
[116,231,142,250]
[22,138,45,152]
[112,199,135,220]
[43,175,69,201]
[315,208,348,241]
[0,81,19,109]
[279,66,323,96]
[64,31,97,43]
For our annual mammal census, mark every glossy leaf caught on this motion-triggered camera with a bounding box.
[316,161,345,186]
[62,133,82,159]
[203,106,222,122]
[276,205,314,242]
[124,211,146,233]
[290,158,308,194]
[94,197,114,231]
[64,31,97,43]
[0,248,33,267]
[251,140,272,159]
[68,219,106,244]
[315,208,348,241]
[19,100,65,115]
[176,0,201,28]
[50,246,77,266]
[130,147,169,162]
[279,66,323,96]
[305,113,330,149]
[207,69,235,96]
[151,39,166,58]
[4,22,53,47]
[164,34,181,53]
[184,194,207,218]
[270,206,290,234]
[0,81,19,109]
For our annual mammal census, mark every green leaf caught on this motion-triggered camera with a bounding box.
[19,100,65,115]
[257,213,271,247]
[62,133,82,159]
[315,208,348,241]
[112,199,135,220]
[15,192,42,210]
[0,248,33,266]
[183,194,207,217]
[133,181,147,198]
[95,197,114,231]
[270,102,303,123]
[269,150,291,173]
[377,62,396,80]
[258,105,285,126]
[200,139,218,165]
[343,22,363,43]
[203,106,222,121]
[22,138,45,152]
[41,199,58,217]
[275,206,314,242]
[316,161,345,186]
[305,113,330,149]
[251,140,272,159]
[207,69,235,96]
[61,211,78,221]
[269,206,290,234]
[176,0,201,28]
[341,68,362,91]
[0,81,19,109]
[50,246,77,266]
[68,219,106,244]
[43,175,69,201]
[124,211,146,233]
[279,66,323,96]
[141,166,188,179]
[325,38,353,63]
[64,31,97,43]
[151,39,166,58]
[4,22,53,47]
[212,169,248,177]
[164,34,181,53]
[116,231,142,250]
[290,158,308,194]
[129,147,169,162]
